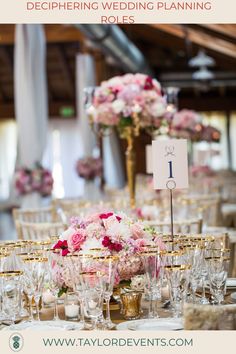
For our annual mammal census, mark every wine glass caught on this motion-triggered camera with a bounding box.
[22,256,48,321]
[0,271,23,325]
[165,264,191,318]
[45,251,64,321]
[79,270,104,330]
[206,256,230,304]
[141,250,161,318]
[92,255,119,329]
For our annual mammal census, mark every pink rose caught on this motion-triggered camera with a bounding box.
[134,239,147,251]
[67,229,86,252]
[131,224,145,240]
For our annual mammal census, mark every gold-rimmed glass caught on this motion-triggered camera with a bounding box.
[0,252,10,272]
[164,264,191,318]
[79,269,104,330]
[207,248,230,259]
[30,240,51,253]
[22,257,48,321]
[206,256,230,304]
[92,255,119,329]
[0,270,23,324]
[140,250,161,319]
[160,250,186,266]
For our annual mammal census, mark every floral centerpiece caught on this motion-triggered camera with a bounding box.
[88,74,167,133]
[170,109,221,143]
[15,164,53,197]
[87,74,167,208]
[201,125,221,142]
[76,157,103,181]
[52,211,164,289]
[170,109,203,141]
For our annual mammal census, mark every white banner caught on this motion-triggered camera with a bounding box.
[0,0,235,23]
[0,330,236,354]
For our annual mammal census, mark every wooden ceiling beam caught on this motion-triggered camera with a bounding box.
[198,24,236,40]
[0,25,84,45]
[150,24,236,59]
[179,96,236,111]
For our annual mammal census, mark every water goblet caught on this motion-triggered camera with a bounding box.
[165,264,191,318]
[141,250,162,318]
[92,255,119,329]
[0,271,23,325]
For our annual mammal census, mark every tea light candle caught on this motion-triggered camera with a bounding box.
[161,285,170,300]
[65,304,79,318]
[88,300,97,309]
[42,290,55,305]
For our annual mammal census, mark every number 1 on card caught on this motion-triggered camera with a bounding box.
[168,161,174,179]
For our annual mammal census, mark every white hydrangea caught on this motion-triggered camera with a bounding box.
[107,221,132,241]
[112,99,125,114]
[59,227,75,241]
[132,104,142,113]
[80,238,103,254]
[151,102,166,117]
[86,222,103,239]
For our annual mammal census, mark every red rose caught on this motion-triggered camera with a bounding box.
[99,212,114,220]
[102,236,112,247]
[62,249,70,256]
[53,240,68,250]
[144,76,154,90]
[113,243,123,252]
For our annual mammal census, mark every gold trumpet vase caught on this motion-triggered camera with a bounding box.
[124,127,136,209]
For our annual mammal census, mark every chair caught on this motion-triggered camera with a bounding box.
[144,218,203,234]
[182,194,223,227]
[52,198,93,223]
[12,206,59,223]
[12,206,59,240]
[184,303,236,330]
[17,221,66,240]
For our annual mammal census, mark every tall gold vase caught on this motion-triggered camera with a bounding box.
[124,127,136,209]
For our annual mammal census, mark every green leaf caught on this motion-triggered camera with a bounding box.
[143,226,156,234]
[119,117,133,128]
[58,287,68,298]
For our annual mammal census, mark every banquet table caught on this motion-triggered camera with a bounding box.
[1,292,235,331]
[40,291,236,325]
[39,301,173,325]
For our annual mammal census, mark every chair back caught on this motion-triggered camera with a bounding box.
[17,221,66,240]
[145,218,202,234]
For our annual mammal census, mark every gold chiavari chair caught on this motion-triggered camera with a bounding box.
[52,198,93,223]
[12,206,60,240]
[144,218,203,234]
[17,221,66,240]
[181,194,223,227]
[12,206,58,223]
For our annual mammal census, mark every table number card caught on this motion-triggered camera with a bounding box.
[152,139,189,190]
[145,145,153,174]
